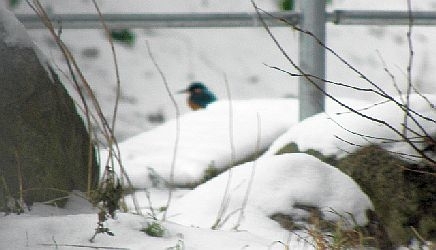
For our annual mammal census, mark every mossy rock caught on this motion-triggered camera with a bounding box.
[336,145,436,246]
[276,142,436,247]
[0,10,98,211]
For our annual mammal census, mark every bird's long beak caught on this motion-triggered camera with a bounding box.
[177,88,188,94]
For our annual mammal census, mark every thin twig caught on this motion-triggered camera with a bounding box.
[333,99,391,116]
[14,147,24,207]
[403,0,415,137]
[90,0,121,168]
[375,50,405,104]
[334,135,421,163]
[212,74,235,229]
[30,0,113,137]
[400,165,436,177]
[259,6,436,132]
[91,0,128,211]
[29,0,142,216]
[145,41,180,221]
[38,243,129,250]
[90,0,121,136]
[32,2,95,196]
[251,1,436,165]
[233,113,261,230]
[264,63,384,96]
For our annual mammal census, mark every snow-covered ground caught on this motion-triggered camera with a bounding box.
[1,153,373,250]
[2,0,436,249]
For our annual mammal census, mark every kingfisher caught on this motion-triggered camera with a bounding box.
[178,82,217,110]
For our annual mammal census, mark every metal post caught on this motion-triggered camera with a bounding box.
[298,0,326,120]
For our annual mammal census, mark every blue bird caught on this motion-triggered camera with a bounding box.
[178,82,217,110]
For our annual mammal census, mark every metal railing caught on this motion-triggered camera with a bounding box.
[16,10,436,29]
[16,7,436,119]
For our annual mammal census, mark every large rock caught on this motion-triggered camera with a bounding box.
[276,143,435,248]
[336,146,436,247]
[0,7,98,211]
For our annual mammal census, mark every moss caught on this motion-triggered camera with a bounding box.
[279,0,294,11]
[142,221,165,237]
[336,145,436,246]
[276,142,337,166]
[202,162,220,183]
[275,142,435,247]
[0,62,98,209]
[276,142,299,155]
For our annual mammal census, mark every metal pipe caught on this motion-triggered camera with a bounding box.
[16,10,436,29]
[298,0,326,120]
[16,12,300,29]
[328,10,436,26]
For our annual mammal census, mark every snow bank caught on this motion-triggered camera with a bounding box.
[0,200,308,250]
[0,6,33,48]
[265,94,436,160]
[105,98,298,187]
[167,153,373,240]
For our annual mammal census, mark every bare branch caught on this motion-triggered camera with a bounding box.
[252,1,436,165]
[264,63,384,95]
[258,6,436,130]
[403,0,415,137]
[375,50,405,104]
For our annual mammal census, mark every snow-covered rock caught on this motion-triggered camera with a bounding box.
[265,94,436,161]
[105,98,299,188]
[167,153,373,240]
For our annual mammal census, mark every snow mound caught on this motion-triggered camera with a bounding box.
[104,98,299,187]
[265,94,436,160]
[167,153,373,240]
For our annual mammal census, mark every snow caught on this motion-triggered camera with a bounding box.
[14,0,436,140]
[167,154,373,233]
[265,94,436,161]
[15,1,436,141]
[105,98,298,187]
[1,154,373,250]
[2,0,436,249]
[0,6,33,47]
[0,210,301,250]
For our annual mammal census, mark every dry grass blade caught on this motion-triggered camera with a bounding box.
[27,0,143,216]
[14,147,24,208]
[212,74,235,230]
[145,41,180,221]
[90,0,121,136]
[233,113,261,230]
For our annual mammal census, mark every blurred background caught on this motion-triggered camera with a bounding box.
[4,0,436,140]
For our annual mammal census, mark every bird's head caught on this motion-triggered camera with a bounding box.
[178,82,208,95]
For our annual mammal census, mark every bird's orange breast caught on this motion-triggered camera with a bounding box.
[188,99,203,111]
